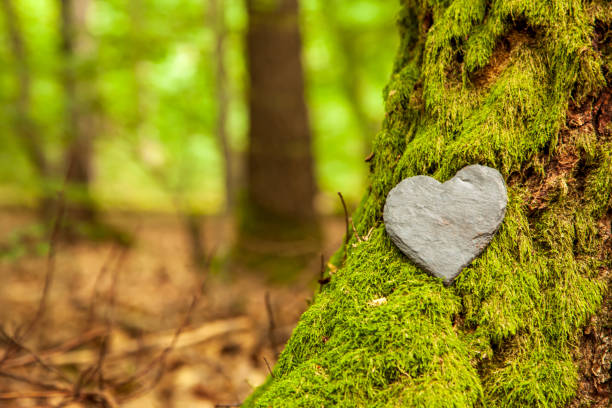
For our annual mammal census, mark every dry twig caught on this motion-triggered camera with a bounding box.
[264,291,279,358]
[2,327,105,369]
[318,254,330,292]
[263,356,275,378]
[114,252,214,402]
[0,328,71,383]
[0,191,65,366]
[0,199,226,407]
[337,192,350,264]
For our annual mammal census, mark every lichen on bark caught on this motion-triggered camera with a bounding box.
[244,0,611,406]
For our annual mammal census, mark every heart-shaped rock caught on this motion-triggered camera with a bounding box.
[383,165,507,285]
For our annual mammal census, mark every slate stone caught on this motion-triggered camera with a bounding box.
[383,165,507,285]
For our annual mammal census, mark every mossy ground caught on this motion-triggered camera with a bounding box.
[245,0,611,406]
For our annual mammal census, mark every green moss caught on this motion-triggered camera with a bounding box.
[244,0,611,406]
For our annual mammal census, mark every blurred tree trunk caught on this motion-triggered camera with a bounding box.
[209,0,235,213]
[58,0,99,235]
[0,0,54,218]
[246,0,316,221]
[244,0,611,406]
[240,0,319,274]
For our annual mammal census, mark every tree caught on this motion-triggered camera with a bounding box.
[58,0,100,235]
[244,0,611,406]
[240,0,319,269]
[209,0,235,213]
[2,0,105,236]
[1,0,53,218]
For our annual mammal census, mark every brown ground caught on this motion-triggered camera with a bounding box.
[0,209,345,407]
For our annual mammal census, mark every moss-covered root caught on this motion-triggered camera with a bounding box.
[245,0,611,406]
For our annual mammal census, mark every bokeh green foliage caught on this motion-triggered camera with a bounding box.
[245,0,611,406]
[0,0,398,212]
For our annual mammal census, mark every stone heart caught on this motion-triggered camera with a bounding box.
[383,165,507,285]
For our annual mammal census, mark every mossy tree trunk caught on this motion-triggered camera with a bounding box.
[245,0,611,406]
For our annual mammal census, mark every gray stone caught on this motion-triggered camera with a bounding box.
[383,165,507,285]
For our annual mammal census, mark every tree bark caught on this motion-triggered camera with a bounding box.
[245,0,611,406]
[59,0,98,231]
[238,0,320,271]
[244,0,317,222]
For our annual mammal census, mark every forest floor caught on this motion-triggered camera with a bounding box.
[0,209,345,407]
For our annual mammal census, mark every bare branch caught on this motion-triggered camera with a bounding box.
[0,390,70,400]
[263,356,274,378]
[264,292,278,357]
[0,327,71,384]
[337,192,350,264]
[115,256,212,401]
[0,189,66,365]
[0,369,69,392]
[2,328,104,369]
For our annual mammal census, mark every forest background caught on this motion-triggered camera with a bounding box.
[0,0,402,406]
[0,0,397,215]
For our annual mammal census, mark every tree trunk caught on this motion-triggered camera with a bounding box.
[59,0,99,234]
[245,1,611,406]
[241,0,319,251]
[209,0,235,213]
[0,0,54,218]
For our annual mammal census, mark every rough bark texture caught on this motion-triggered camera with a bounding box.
[245,0,611,406]
[245,0,317,222]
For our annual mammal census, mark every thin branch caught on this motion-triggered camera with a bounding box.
[0,189,66,365]
[77,245,130,395]
[0,370,69,392]
[114,294,198,401]
[317,253,330,292]
[263,356,274,378]
[1,327,104,369]
[337,192,350,264]
[0,390,70,400]
[0,203,217,407]
[26,189,65,334]
[264,292,278,358]
[98,247,128,389]
[209,0,234,212]
[86,245,120,325]
[0,328,71,384]
[115,250,212,401]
